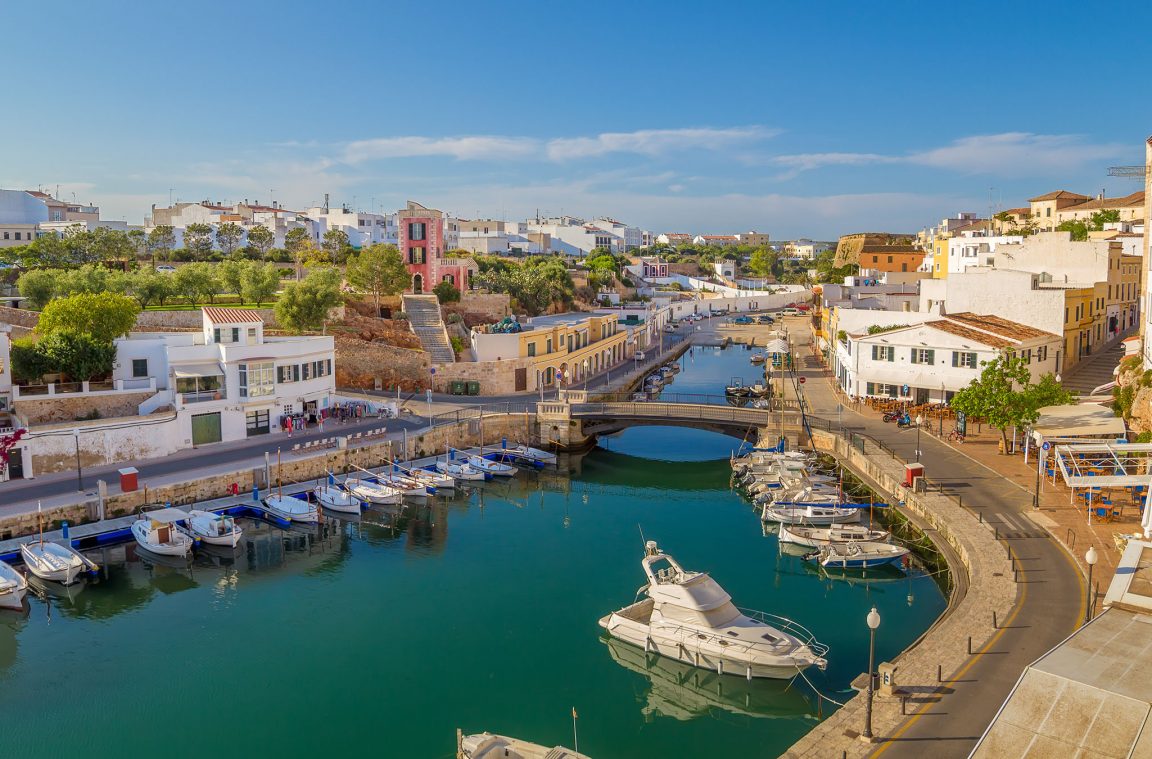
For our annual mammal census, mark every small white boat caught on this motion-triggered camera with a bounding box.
[314,484,362,513]
[808,541,910,569]
[0,560,28,610]
[345,479,403,505]
[132,508,196,556]
[262,495,319,522]
[20,541,85,585]
[500,444,557,465]
[179,509,244,546]
[779,523,890,548]
[468,455,517,477]
[436,459,489,481]
[407,468,457,491]
[762,503,862,526]
[458,731,589,759]
[630,392,648,402]
[599,542,827,680]
[750,353,766,365]
[376,473,431,498]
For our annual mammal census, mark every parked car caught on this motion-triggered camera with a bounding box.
[780,308,803,316]
[757,315,776,324]
[732,315,754,325]
[156,264,177,273]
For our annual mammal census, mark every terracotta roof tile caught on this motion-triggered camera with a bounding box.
[1029,190,1091,202]
[924,320,1015,349]
[943,312,1060,341]
[202,307,264,325]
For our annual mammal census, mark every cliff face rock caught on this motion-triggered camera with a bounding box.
[334,336,429,393]
[1114,356,1152,438]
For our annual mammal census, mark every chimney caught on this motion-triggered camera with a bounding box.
[324,193,330,212]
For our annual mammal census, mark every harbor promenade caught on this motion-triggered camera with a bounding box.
[779,318,1085,757]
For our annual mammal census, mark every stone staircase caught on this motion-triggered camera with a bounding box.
[402,294,456,364]
[1062,337,1128,395]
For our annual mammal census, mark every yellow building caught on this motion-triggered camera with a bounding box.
[471,312,629,389]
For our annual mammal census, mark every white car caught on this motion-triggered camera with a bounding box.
[155,264,177,273]
[780,308,803,316]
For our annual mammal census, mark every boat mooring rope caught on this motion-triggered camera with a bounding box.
[795,664,848,708]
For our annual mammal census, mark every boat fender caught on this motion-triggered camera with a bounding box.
[902,554,911,568]
[746,664,753,681]
[717,659,724,676]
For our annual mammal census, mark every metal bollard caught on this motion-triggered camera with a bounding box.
[937,664,942,682]
[967,636,972,655]
[979,511,983,524]
[994,526,999,540]
[901,696,908,716]
[993,610,998,629]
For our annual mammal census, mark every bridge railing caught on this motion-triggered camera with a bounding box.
[571,401,804,427]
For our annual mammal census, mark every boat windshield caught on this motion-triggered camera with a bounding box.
[658,601,741,628]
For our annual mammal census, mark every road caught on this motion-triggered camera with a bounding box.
[788,328,1084,757]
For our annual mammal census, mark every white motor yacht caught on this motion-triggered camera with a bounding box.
[181,510,244,546]
[0,559,29,610]
[468,456,517,477]
[457,731,589,759]
[599,542,828,680]
[131,508,196,557]
[762,503,861,526]
[262,495,319,522]
[345,478,403,505]
[779,523,890,548]
[436,459,488,481]
[314,484,362,514]
[20,541,85,585]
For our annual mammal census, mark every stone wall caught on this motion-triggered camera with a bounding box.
[446,292,512,324]
[334,336,430,392]
[1,413,536,535]
[15,390,155,424]
[0,305,39,329]
[24,413,182,475]
[433,356,537,395]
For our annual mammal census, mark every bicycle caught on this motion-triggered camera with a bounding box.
[947,429,965,443]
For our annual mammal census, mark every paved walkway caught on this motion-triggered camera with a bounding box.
[789,324,1085,758]
[1060,336,1128,395]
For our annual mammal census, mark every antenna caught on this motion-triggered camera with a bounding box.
[1107,166,1146,178]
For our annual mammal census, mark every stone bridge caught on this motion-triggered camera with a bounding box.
[536,392,807,448]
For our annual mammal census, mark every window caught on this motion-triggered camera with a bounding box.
[910,348,935,365]
[247,327,257,345]
[409,247,425,264]
[213,328,221,343]
[326,359,332,376]
[871,345,894,362]
[1037,345,1048,362]
[952,351,976,368]
[887,255,893,263]
[239,361,275,398]
[546,338,553,354]
[277,365,297,383]
[1022,349,1032,364]
[13,232,20,240]
[302,362,312,381]
[246,409,270,437]
[130,358,148,377]
[231,327,239,343]
[283,404,293,415]
[409,222,426,241]
[527,342,536,357]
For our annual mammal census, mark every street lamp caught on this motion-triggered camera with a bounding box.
[1084,547,1098,624]
[583,359,590,390]
[863,606,881,740]
[73,428,83,492]
[1032,430,1043,509]
[915,414,923,463]
[939,384,945,436]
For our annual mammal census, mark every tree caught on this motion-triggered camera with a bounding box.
[172,262,220,306]
[1056,219,1089,242]
[147,225,177,263]
[35,329,117,381]
[128,229,148,262]
[748,249,777,279]
[322,229,352,264]
[433,280,461,304]
[247,225,274,259]
[215,222,244,256]
[183,223,214,258]
[240,262,280,306]
[37,292,141,343]
[16,269,57,309]
[344,243,410,311]
[56,264,109,297]
[950,352,1074,453]
[216,259,247,301]
[284,227,312,281]
[125,268,172,309]
[274,269,343,333]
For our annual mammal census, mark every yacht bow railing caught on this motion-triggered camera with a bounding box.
[738,608,830,658]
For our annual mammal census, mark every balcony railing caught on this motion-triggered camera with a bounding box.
[179,390,224,404]
[12,377,158,399]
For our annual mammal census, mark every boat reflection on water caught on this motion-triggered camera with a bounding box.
[26,574,87,606]
[602,636,817,723]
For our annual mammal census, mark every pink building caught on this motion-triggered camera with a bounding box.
[398,201,476,294]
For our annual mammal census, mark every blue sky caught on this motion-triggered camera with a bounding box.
[2,1,1149,239]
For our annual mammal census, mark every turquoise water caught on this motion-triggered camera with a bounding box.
[0,346,945,757]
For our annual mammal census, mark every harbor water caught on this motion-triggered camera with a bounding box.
[0,345,946,757]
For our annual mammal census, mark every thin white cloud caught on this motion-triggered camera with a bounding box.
[546,127,777,161]
[342,136,538,164]
[771,132,1127,179]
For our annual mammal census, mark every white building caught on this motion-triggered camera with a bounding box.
[147,200,317,249]
[307,205,396,248]
[0,189,104,248]
[525,216,620,255]
[655,233,693,247]
[840,313,1062,404]
[113,307,335,445]
[693,235,740,247]
[943,234,1021,276]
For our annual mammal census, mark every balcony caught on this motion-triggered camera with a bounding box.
[178,390,225,405]
[12,377,158,399]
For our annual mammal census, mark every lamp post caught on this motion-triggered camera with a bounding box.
[583,359,590,390]
[73,428,83,492]
[939,384,945,435]
[915,414,923,463]
[863,606,881,740]
[1032,430,1043,509]
[1085,546,1097,624]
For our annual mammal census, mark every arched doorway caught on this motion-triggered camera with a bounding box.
[412,274,423,294]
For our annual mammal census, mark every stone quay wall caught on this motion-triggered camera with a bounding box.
[0,413,536,538]
[782,428,1018,758]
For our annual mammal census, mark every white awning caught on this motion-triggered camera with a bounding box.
[1035,404,1126,439]
[143,508,191,524]
[763,339,790,354]
[173,363,224,378]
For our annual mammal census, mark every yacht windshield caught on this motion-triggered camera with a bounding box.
[659,601,741,628]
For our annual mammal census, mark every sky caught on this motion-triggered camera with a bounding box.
[2,1,1150,239]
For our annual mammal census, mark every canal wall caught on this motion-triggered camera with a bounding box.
[782,428,1018,758]
[0,413,536,541]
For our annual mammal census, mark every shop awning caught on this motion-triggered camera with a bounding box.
[173,363,224,378]
[763,339,789,354]
[1034,404,1127,440]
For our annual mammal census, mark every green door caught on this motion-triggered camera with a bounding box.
[191,412,222,446]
